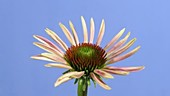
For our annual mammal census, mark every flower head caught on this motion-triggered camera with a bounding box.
[32,16,144,90]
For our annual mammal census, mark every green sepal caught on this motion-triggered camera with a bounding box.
[74,78,79,84]
[91,78,96,87]
[62,70,71,74]
[87,79,91,86]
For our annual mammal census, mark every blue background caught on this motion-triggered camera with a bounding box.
[0,0,170,96]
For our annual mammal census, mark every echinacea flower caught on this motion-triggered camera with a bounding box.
[31,16,144,96]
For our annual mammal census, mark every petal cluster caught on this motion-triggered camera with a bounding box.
[31,16,144,90]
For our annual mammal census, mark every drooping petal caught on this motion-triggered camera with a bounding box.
[54,77,72,87]
[81,16,88,43]
[96,19,105,46]
[33,42,63,57]
[40,53,66,64]
[107,32,131,54]
[90,72,111,90]
[31,55,55,62]
[107,46,141,64]
[69,21,79,44]
[55,71,84,87]
[102,69,129,75]
[89,18,95,43]
[45,28,68,51]
[44,63,72,69]
[107,38,136,59]
[59,23,76,46]
[57,71,84,82]
[94,69,114,79]
[33,35,64,54]
[104,66,145,72]
[104,28,125,50]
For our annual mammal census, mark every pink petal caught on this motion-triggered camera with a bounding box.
[33,35,64,54]
[31,55,55,62]
[94,69,114,79]
[104,66,145,72]
[40,53,66,64]
[90,72,111,90]
[69,21,79,45]
[107,38,136,60]
[81,16,88,43]
[107,32,131,54]
[55,71,84,87]
[104,28,125,50]
[45,28,68,51]
[96,19,105,46]
[54,77,72,87]
[33,42,63,57]
[107,46,140,64]
[59,23,76,46]
[44,63,72,69]
[102,69,129,75]
[89,18,95,43]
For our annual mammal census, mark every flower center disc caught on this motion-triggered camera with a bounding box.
[64,43,107,74]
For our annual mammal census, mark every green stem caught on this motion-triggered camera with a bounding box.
[78,76,88,96]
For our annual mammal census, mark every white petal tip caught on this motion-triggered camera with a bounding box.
[133,38,137,41]
[119,28,126,35]
[125,72,130,75]
[102,19,105,22]
[30,56,35,59]
[81,16,85,21]
[137,46,141,49]
[33,35,41,40]
[81,16,84,19]
[106,76,114,79]
[59,22,62,26]
[45,28,49,31]
[110,76,114,79]
[69,20,72,24]
[104,85,112,90]
[133,46,141,53]
[33,42,41,46]
[33,35,37,38]
[33,42,37,45]
[44,64,50,67]
[54,83,59,87]
[106,87,111,90]
[127,32,131,35]
[139,66,145,70]
[30,56,40,60]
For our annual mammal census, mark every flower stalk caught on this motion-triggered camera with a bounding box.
[78,76,88,96]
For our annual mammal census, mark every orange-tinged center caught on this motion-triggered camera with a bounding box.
[64,43,107,75]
